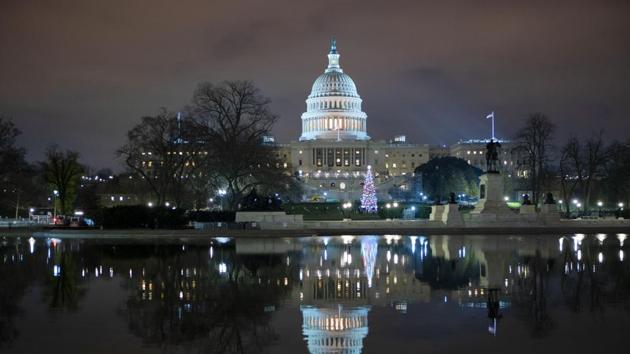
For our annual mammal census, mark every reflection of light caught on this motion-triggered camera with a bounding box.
[620,250,625,262]
[577,249,582,261]
[214,237,231,244]
[299,269,303,281]
[219,262,227,274]
[361,237,378,288]
[209,246,213,259]
[558,237,564,252]
[393,253,399,264]
[29,237,35,254]
[618,233,627,246]
[488,318,497,336]
[53,265,60,277]
[409,236,417,254]
[598,252,604,263]
[341,235,355,244]
[384,235,401,244]
[386,250,391,262]
[573,234,584,250]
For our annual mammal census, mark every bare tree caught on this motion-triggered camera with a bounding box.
[191,81,297,210]
[559,132,608,213]
[0,116,31,217]
[117,109,203,207]
[559,136,581,216]
[603,141,630,206]
[41,146,84,216]
[581,132,608,210]
[515,113,556,206]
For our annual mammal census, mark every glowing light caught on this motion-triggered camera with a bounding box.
[29,237,35,254]
[598,252,604,263]
[620,250,624,261]
[618,233,627,246]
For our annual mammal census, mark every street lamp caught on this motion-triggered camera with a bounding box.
[597,201,603,217]
[52,190,60,224]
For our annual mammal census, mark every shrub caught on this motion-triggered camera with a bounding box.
[101,205,186,229]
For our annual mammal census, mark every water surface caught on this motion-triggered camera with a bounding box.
[1,234,629,353]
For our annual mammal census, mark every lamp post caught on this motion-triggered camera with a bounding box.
[52,189,59,224]
[597,201,603,217]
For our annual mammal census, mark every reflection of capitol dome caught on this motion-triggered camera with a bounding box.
[299,38,369,141]
[301,305,370,354]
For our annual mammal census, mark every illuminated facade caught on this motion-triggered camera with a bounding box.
[281,40,430,200]
[447,139,526,178]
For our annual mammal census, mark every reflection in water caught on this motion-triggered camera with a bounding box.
[302,305,369,354]
[0,234,629,353]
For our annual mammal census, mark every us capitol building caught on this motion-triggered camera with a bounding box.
[275,39,430,200]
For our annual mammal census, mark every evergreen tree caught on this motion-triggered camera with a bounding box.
[360,166,378,213]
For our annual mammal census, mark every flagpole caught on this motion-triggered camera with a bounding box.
[492,113,495,140]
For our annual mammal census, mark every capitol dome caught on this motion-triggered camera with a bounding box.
[300,39,369,141]
[309,71,359,99]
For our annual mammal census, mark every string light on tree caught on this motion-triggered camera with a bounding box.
[361,165,378,213]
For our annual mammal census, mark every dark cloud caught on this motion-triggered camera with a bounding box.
[1,0,629,169]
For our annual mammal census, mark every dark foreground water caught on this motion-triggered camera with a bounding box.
[1,233,629,354]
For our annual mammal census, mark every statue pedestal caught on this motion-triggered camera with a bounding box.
[520,204,536,214]
[442,203,464,227]
[470,172,514,221]
[539,203,561,223]
[429,205,445,222]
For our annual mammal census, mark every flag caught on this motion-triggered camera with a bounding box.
[486,111,494,119]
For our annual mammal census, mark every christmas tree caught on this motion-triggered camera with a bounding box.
[360,165,378,213]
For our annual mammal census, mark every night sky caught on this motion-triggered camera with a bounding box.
[1,0,629,170]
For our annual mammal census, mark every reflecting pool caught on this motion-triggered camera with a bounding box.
[1,234,629,353]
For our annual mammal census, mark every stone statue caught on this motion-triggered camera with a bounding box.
[485,139,502,173]
[544,192,556,205]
